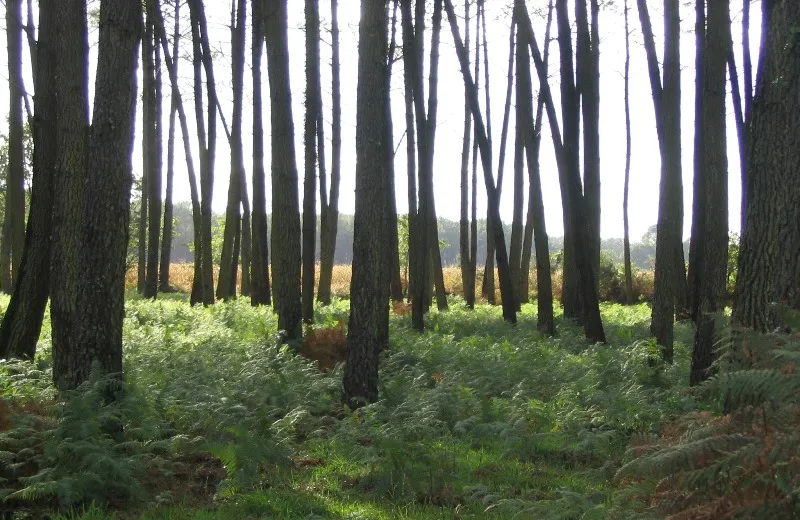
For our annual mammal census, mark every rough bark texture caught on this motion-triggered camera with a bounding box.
[691,0,730,386]
[50,0,90,389]
[344,0,390,407]
[265,0,302,341]
[444,0,516,324]
[0,0,56,360]
[302,0,320,322]
[2,0,26,293]
[71,0,141,389]
[733,0,800,331]
[218,0,246,301]
[317,0,341,306]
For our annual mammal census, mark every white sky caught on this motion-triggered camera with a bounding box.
[0,0,757,242]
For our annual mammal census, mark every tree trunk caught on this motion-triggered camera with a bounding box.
[154,1,204,307]
[344,0,390,407]
[738,0,753,236]
[510,16,524,310]
[401,17,417,305]
[144,0,162,299]
[518,3,605,342]
[302,0,320,322]
[0,0,57,360]
[622,0,634,305]
[159,71,177,291]
[265,0,302,341]
[691,0,730,386]
[459,0,473,307]
[317,0,341,306]
[239,146,251,296]
[50,0,90,389]
[688,0,705,322]
[733,0,800,331]
[444,0,516,324]
[516,0,554,334]
[2,0,26,293]
[71,0,140,390]
[385,0,404,303]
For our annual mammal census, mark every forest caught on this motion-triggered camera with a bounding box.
[0,0,798,518]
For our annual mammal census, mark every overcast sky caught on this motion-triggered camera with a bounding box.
[0,0,757,242]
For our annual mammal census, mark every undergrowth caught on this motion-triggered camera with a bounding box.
[1,294,792,519]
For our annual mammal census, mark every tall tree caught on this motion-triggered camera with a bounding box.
[510,12,525,310]
[401,0,418,306]
[637,0,687,361]
[49,0,90,387]
[143,0,163,299]
[344,0,391,407]
[265,0,302,340]
[2,0,26,293]
[687,0,705,321]
[0,0,57,360]
[159,7,178,292]
[217,0,247,301]
[444,0,517,324]
[385,0,404,303]
[518,3,605,342]
[458,0,475,307]
[69,0,141,389]
[317,0,341,306]
[690,0,730,386]
[250,0,271,306]
[733,0,754,236]
[622,0,634,304]
[302,0,321,322]
[733,0,800,331]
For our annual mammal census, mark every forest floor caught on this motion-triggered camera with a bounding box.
[4,293,790,519]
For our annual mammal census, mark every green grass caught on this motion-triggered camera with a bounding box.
[2,294,702,519]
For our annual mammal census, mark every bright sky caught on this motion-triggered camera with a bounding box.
[0,0,757,242]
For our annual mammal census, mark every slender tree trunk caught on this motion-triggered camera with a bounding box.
[159,44,177,292]
[738,0,753,236]
[385,0,404,303]
[71,0,141,390]
[137,157,148,292]
[0,0,57,360]
[217,0,246,301]
[50,0,90,388]
[688,0,705,321]
[2,0,26,293]
[302,0,320,322]
[459,0,473,307]
[265,0,302,341]
[344,0,390,407]
[516,0,554,334]
[691,0,730,386]
[402,12,418,305]
[510,15,525,310]
[518,3,605,342]
[480,1,497,304]
[733,0,800,331]
[250,0,271,306]
[155,1,203,306]
[444,0,516,324]
[144,0,163,299]
[240,148,251,295]
[622,0,634,305]
[317,0,341,306]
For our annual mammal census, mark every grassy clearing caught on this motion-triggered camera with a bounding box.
[4,293,790,519]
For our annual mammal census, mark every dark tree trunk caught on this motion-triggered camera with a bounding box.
[250,0,271,306]
[402,24,417,304]
[691,0,730,386]
[622,0,634,305]
[154,1,203,306]
[738,0,753,236]
[265,0,302,341]
[733,0,800,331]
[144,0,163,299]
[344,0,390,407]
[71,0,140,390]
[2,0,26,293]
[317,0,340,306]
[159,69,177,291]
[444,0,516,324]
[0,0,57,360]
[385,0,404,303]
[518,3,605,342]
[688,0,705,322]
[638,0,687,360]
[137,159,148,293]
[240,148,251,296]
[510,16,524,310]
[459,0,474,307]
[302,0,320,322]
[516,0,554,334]
[50,0,90,388]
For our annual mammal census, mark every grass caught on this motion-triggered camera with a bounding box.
[2,293,705,519]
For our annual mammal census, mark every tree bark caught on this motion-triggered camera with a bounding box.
[250,0,271,306]
[2,0,26,293]
[317,0,341,306]
[688,0,705,322]
[691,0,730,386]
[344,0,390,407]
[50,0,90,388]
[733,0,800,331]
[459,0,474,307]
[143,0,162,299]
[622,0,634,305]
[265,0,302,341]
[444,0,516,324]
[71,0,140,390]
[510,14,525,310]
[0,0,57,360]
[159,44,177,292]
[302,0,320,322]
[385,0,404,303]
